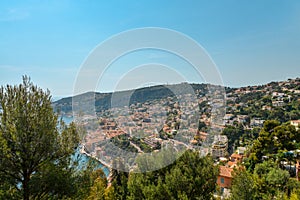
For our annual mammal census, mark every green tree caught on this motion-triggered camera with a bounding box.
[87,169,107,200]
[73,161,110,200]
[127,150,218,200]
[266,168,290,190]
[248,120,300,168]
[110,159,129,200]
[0,77,80,199]
[104,185,117,199]
[222,124,244,153]
[231,170,256,200]
[252,160,291,199]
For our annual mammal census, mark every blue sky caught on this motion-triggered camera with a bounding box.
[0,0,300,97]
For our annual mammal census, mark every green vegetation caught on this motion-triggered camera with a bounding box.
[245,120,300,170]
[231,160,299,200]
[222,124,245,153]
[0,77,105,200]
[118,150,218,200]
[230,170,256,200]
[110,134,138,153]
[231,120,300,200]
[227,89,300,122]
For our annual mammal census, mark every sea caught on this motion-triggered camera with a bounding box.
[61,115,110,177]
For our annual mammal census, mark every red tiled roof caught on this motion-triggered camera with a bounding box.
[231,153,243,159]
[219,166,233,178]
[291,120,300,123]
[227,161,237,168]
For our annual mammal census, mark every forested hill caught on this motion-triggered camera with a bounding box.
[52,83,210,114]
[53,78,300,116]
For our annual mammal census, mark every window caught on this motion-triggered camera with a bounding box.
[221,177,225,184]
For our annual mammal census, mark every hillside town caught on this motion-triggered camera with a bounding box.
[2,0,300,198]
[76,78,300,198]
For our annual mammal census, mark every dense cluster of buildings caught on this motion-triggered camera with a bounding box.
[78,78,300,198]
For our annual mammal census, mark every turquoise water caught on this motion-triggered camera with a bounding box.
[61,115,74,125]
[61,115,110,177]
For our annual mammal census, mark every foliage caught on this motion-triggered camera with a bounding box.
[110,159,129,200]
[86,169,108,200]
[126,150,218,200]
[231,159,300,200]
[222,124,244,153]
[247,120,300,170]
[0,76,88,199]
[230,170,256,200]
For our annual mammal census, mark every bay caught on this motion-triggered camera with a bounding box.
[61,115,110,177]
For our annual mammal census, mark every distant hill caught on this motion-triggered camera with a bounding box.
[52,83,210,115]
[52,78,300,116]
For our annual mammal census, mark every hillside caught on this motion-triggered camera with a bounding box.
[53,78,300,121]
[52,83,210,114]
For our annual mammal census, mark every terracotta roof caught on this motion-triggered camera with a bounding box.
[291,120,300,123]
[219,166,233,178]
[227,161,237,168]
[231,153,243,159]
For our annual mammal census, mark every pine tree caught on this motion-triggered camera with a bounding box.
[0,76,80,199]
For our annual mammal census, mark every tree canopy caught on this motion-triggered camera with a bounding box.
[126,150,218,200]
[0,76,82,199]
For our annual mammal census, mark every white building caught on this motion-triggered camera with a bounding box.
[291,120,300,131]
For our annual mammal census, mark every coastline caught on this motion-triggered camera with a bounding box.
[61,116,111,178]
[79,144,111,168]
[80,144,112,181]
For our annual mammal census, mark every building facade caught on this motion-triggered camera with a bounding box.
[212,135,228,158]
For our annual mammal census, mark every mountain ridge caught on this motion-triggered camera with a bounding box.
[53,78,300,115]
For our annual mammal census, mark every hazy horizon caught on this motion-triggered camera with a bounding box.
[52,76,299,101]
